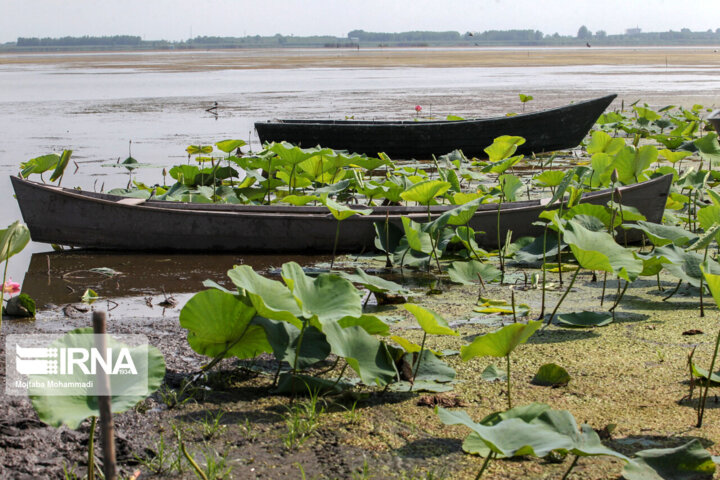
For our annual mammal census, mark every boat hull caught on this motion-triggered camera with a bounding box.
[255,95,617,159]
[11,174,671,253]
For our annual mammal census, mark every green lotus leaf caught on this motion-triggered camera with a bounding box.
[20,153,59,177]
[532,363,571,386]
[474,297,530,317]
[29,328,165,429]
[587,130,625,155]
[400,216,435,254]
[227,265,303,327]
[481,364,507,382]
[270,142,333,165]
[323,197,372,221]
[215,139,247,153]
[623,439,716,479]
[49,149,72,182]
[562,219,643,281]
[400,179,451,205]
[613,145,657,184]
[280,262,363,325]
[407,349,455,384]
[437,407,573,458]
[659,149,690,164]
[565,204,615,228]
[434,198,484,226]
[404,304,458,336]
[695,132,720,166]
[533,170,566,187]
[484,135,525,163]
[627,221,698,247]
[557,311,613,328]
[460,321,541,360]
[179,289,271,359]
[186,145,213,155]
[0,221,30,263]
[690,362,720,384]
[337,314,390,336]
[702,267,720,310]
[335,268,409,295]
[321,322,396,386]
[447,260,501,285]
[653,245,720,288]
[498,174,523,201]
[251,317,329,369]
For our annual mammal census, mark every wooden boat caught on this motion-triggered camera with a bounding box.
[254,95,617,159]
[11,173,671,253]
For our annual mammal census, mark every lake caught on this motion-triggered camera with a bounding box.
[1,47,719,303]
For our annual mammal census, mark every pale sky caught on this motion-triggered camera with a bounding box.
[2,0,720,43]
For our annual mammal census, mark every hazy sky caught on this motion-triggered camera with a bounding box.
[2,0,720,43]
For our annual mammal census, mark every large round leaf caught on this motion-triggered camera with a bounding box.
[228,265,303,327]
[404,304,457,336]
[0,221,30,263]
[400,179,451,205]
[623,439,716,480]
[562,219,643,281]
[281,262,362,324]
[179,289,271,359]
[29,328,165,429]
[460,320,541,360]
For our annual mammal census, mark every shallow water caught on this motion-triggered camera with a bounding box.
[1,48,719,301]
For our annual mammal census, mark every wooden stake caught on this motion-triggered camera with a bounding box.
[92,311,117,480]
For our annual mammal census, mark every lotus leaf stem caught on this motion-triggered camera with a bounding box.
[662,280,682,301]
[697,323,720,427]
[474,451,495,479]
[546,265,582,326]
[561,455,580,480]
[409,332,428,392]
[330,221,341,270]
[538,225,548,319]
[506,354,512,409]
[178,430,209,480]
[331,362,349,389]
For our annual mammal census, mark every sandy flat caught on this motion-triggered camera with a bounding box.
[2,46,720,71]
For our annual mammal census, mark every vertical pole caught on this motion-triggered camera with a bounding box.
[93,311,117,480]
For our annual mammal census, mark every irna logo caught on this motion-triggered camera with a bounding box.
[15,344,137,376]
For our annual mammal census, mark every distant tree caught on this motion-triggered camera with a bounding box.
[681,28,691,33]
[577,25,591,39]
[595,30,607,38]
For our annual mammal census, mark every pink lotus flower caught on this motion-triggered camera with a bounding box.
[415,105,422,112]
[3,279,20,296]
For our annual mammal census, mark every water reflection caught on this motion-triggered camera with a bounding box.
[22,251,331,307]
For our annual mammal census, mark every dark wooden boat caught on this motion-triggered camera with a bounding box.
[254,95,617,159]
[11,173,671,253]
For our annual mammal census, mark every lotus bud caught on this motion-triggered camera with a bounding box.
[610,168,619,183]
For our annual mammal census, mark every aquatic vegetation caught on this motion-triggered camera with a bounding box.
[460,320,542,409]
[0,220,31,324]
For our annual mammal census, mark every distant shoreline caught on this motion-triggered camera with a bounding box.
[2,46,720,72]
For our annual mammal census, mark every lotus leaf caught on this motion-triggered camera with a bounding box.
[695,132,720,166]
[613,145,657,184]
[335,268,409,296]
[561,219,643,281]
[690,362,720,384]
[481,364,507,382]
[652,245,720,288]
[49,149,72,182]
[321,322,396,386]
[179,289,271,359]
[29,328,165,429]
[227,265,303,327]
[0,221,30,263]
[622,439,715,480]
[659,148,690,164]
[280,262,363,324]
[20,153,59,177]
[628,221,698,247]
[461,321,541,360]
[323,197,372,221]
[587,130,625,155]
[447,260,501,285]
[532,363,571,386]
[251,317,329,369]
[533,170,566,187]
[474,297,530,317]
[400,179,451,205]
[404,304,457,336]
[557,311,613,328]
[215,139,247,153]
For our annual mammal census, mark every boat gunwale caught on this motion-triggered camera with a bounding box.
[255,94,618,127]
[11,173,671,221]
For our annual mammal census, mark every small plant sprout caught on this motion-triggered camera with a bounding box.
[518,93,534,112]
[460,320,542,409]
